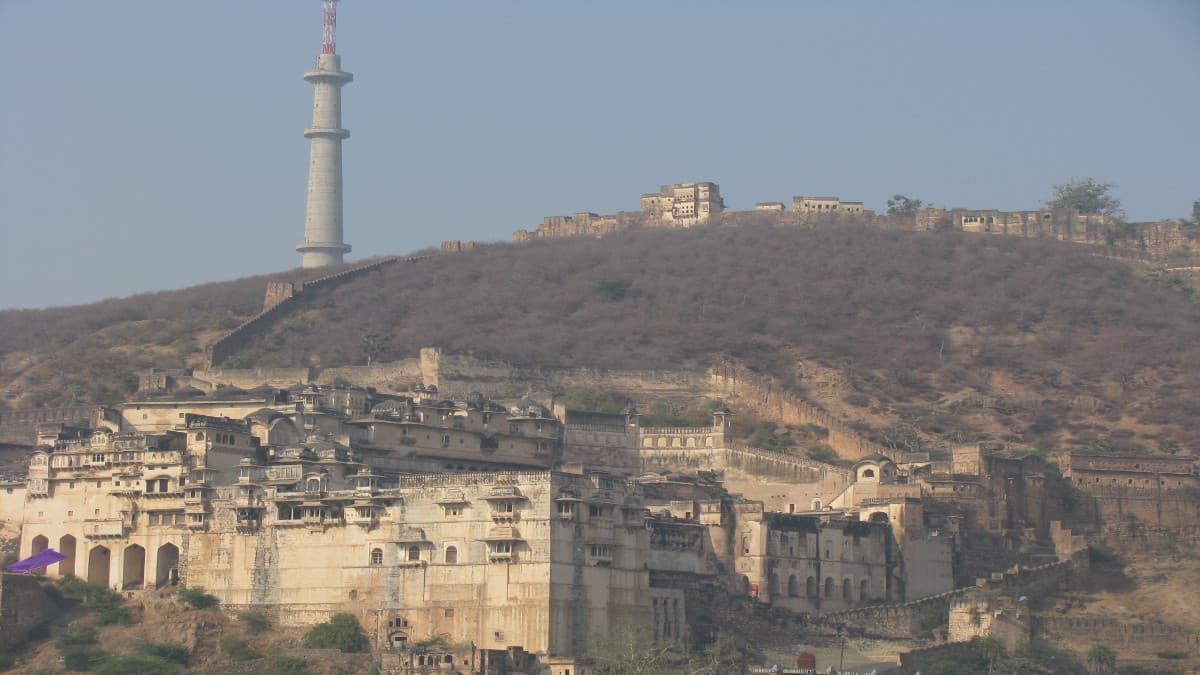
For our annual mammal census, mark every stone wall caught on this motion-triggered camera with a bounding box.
[710,363,889,461]
[205,256,427,368]
[819,558,1078,639]
[0,574,59,651]
[1033,615,1200,650]
[0,406,98,445]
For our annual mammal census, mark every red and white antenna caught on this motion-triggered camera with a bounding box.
[321,0,338,55]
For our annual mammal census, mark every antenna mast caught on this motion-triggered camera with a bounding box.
[322,0,338,55]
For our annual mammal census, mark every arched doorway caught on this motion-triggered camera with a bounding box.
[806,576,816,597]
[788,575,800,597]
[59,535,77,577]
[860,579,870,601]
[88,546,111,585]
[122,544,145,589]
[842,578,852,601]
[155,543,180,587]
[29,535,49,574]
[868,511,889,524]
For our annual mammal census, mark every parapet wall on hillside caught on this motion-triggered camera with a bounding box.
[710,363,890,461]
[819,558,1079,639]
[1033,615,1200,649]
[0,405,99,445]
[0,574,59,650]
[204,256,426,368]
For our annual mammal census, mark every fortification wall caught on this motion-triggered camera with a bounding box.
[0,574,59,651]
[711,364,889,461]
[1033,616,1200,650]
[1079,488,1200,534]
[0,406,98,445]
[640,446,849,485]
[204,256,425,368]
[820,558,1077,639]
[191,367,313,390]
[316,360,423,389]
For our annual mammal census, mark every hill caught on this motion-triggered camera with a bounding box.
[4,223,1200,455]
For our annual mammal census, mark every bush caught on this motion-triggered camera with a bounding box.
[94,654,179,675]
[54,575,130,625]
[806,444,838,463]
[1157,650,1187,660]
[0,652,14,671]
[845,393,871,408]
[136,641,189,664]
[304,613,369,653]
[1088,543,1123,566]
[239,610,272,634]
[220,636,262,662]
[177,586,220,609]
[60,645,104,672]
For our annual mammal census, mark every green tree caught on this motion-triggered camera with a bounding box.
[687,633,759,675]
[887,194,923,216]
[1087,643,1118,674]
[304,612,369,653]
[1047,179,1124,218]
[978,636,1006,675]
[360,331,392,366]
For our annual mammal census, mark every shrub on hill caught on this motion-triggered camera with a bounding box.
[304,612,368,653]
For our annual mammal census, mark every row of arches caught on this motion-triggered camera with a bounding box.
[776,572,872,603]
[30,535,179,589]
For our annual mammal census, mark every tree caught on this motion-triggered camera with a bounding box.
[978,636,1006,675]
[687,633,759,675]
[887,194,923,216]
[1047,179,1124,218]
[1087,643,1117,674]
[360,331,391,366]
[588,623,684,675]
[304,612,369,653]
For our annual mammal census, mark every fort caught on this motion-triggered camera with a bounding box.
[501,180,1196,262]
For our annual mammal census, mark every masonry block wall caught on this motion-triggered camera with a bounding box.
[0,574,58,650]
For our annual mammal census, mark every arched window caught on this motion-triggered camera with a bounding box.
[787,575,800,597]
[407,545,420,562]
[445,546,458,564]
[842,578,852,601]
[824,577,834,598]
[306,477,322,493]
[806,576,816,597]
[861,469,875,479]
[860,579,870,601]
[370,548,383,565]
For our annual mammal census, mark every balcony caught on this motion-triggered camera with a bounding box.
[83,519,126,538]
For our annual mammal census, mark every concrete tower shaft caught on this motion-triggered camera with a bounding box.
[298,2,352,268]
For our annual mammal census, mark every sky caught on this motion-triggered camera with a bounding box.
[1,1,1198,309]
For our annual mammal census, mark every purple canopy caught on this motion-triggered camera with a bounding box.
[6,548,66,574]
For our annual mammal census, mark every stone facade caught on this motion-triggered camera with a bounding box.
[1062,453,1199,534]
[13,376,960,671]
[0,574,59,651]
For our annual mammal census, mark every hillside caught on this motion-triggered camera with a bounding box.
[4,223,1200,455]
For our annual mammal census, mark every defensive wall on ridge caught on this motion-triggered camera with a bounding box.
[0,406,99,445]
[817,557,1080,639]
[203,256,427,368]
[0,574,59,651]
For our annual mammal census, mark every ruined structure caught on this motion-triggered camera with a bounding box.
[1063,453,1200,536]
[503,180,1197,264]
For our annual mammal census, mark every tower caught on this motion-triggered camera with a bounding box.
[297,0,352,268]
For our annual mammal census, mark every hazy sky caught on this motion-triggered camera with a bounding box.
[2,1,1198,309]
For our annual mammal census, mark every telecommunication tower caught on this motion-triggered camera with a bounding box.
[297,0,353,268]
